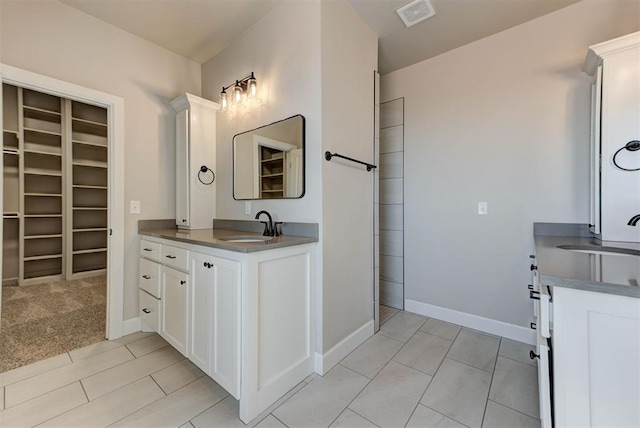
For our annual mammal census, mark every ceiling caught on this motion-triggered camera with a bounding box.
[60,0,580,74]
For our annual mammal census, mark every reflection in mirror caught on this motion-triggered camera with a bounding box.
[233,115,305,200]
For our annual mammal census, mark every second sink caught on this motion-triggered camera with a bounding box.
[557,245,640,257]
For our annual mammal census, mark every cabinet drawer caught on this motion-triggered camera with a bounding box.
[161,245,189,272]
[139,289,160,333]
[139,258,161,298]
[140,239,161,262]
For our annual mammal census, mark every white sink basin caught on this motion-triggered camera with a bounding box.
[557,245,640,257]
[218,235,273,243]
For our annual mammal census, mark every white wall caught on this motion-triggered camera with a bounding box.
[320,1,377,351]
[201,2,322,224]
[202,0,377,355]
[0,0,201,320]
[381,0,640,328]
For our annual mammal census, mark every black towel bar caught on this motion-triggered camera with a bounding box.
[324,151,377,171]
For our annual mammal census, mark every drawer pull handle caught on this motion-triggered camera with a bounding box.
[142,275,151,280]
[143,248,152,252]
[166,255,177,259]
[142,308,151,314]
[529,290,540,300]
[530,322,537,329]
[204,262,213,269]
[180,280,186,285]
[529,350,540,360]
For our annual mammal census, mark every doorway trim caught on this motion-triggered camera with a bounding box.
[0,63,125,339]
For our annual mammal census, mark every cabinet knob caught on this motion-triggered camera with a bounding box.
[166,255,177,259]
[142,275,151,280]
[203,262,213,269]
[142,308,151,314]
[530,264,537,271]
[529,350,540,360]
[182,219,187,223]
[180,280,186,285]
[527,284,533,290]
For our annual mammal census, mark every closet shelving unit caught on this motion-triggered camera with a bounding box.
[22,89,65,283]
[3,84,20,285]
[1,84,108,286]
[259,146,285,199]
[67,101,108,278]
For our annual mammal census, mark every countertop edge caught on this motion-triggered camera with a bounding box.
[139,229,318,253]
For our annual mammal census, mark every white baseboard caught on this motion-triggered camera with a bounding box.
[405,299,536,345]
[315,320,374,375]
[122,317,142,337]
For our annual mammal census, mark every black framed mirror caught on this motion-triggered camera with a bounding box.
[233,115,305,200]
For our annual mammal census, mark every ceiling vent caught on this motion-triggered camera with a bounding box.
[397,0,436,28]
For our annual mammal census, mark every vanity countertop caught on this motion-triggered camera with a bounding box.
[534,224,640,299]
[139,227,318,253]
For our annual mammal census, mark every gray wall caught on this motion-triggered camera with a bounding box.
[381,0,640,328]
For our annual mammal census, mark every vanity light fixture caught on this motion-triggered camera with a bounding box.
[219,72,259,112]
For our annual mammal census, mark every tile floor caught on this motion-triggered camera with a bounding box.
[0,311,540,428]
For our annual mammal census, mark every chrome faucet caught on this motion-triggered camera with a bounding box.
[628,214,640,226]
[255,210,276,236]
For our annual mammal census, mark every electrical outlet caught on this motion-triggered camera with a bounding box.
[130,200,141,214]
[478,202,488,215]
[245,201,251,215]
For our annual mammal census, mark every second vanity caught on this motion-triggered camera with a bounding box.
[137,220,317,423]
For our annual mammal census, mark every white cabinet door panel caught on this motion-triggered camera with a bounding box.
[161,265,189,356]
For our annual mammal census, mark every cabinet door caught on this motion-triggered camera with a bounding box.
[189,252,214,373]
[210,256,241,398]
[189,251,241,397]
[553,287,640,427]
[175,109,190,228]
[161,265,189,356]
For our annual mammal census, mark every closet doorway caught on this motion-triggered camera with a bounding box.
[0,65,124,371]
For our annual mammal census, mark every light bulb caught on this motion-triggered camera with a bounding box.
[247,73,257,99]
[219,88,228,111]
[233,82,242,104]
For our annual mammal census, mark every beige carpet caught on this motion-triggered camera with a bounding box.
[0,275,106,373]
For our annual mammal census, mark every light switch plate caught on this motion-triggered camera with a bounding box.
[245,201,251,215]
[478,202,488,215]
[130,200,141,214]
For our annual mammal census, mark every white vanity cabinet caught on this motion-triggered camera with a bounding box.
[170,94,219,230]
[552,287,640,427]
[138,234,316,423]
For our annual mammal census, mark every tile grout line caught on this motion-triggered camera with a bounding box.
[479,337,501,428]
[336,316,428,428]
[486,398,541,422]
[270,413,291,428]
[148,374,169,396]
[422,405,472,428]
[0,354,74,389]
[407,324,463,428]
[18,381,88,427]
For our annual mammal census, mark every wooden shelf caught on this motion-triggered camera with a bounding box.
[73,248,107,255]
[73,139,107,148]
[24,214,62,218]
[25,193,62,197]
[3,212,20,218]
[24,254,62,262]
[23,127,62,137]
[73,228,108,232]
[72,117,107,127]
[73,207,108,211]
[3,129,18,135]
[24,234,63,240]
[73,184,107,189]
[262,156,284,163]
[24,168,62,177]
[73,159,107,169]
[261,173,284,178]
[261,190,284,193]
[24,149,62,157]
[23,105,62,122]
